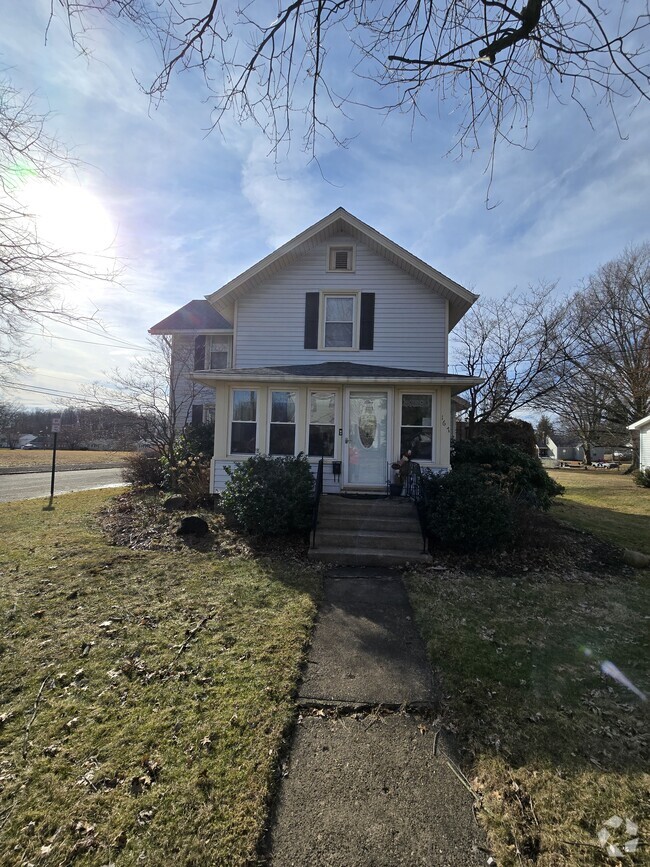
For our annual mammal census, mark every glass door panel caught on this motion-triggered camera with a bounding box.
[347,392,388,486]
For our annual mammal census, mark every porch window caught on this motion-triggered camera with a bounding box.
[308,391,336,457]
[231,390,257,454]
[400,394,433,461]
[323,295,355,348]
[269,391,297,455]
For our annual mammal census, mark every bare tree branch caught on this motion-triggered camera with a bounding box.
[57,1,650,165]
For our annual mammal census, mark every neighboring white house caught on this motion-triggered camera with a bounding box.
[150,208,482,494]
[628,415,650,471]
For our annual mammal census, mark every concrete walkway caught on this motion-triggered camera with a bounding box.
[265,569,488,866]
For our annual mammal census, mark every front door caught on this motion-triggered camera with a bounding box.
[345,391,388,487]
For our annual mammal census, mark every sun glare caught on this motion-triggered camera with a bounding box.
[21,178,116,255]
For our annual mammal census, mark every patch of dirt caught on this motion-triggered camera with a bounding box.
[97,491,309,560]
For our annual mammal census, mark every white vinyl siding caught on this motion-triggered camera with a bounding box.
[234,236,447,371]
[640,426,650,470]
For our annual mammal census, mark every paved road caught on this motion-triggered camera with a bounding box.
[0,468,126,502]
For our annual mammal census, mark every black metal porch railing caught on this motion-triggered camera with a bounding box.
[388,459,428,554]
[311,458,324,549]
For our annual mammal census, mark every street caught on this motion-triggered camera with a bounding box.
[0,468,126,503]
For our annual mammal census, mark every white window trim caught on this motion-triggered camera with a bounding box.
[228,388,258,456]
[268,389,298,457]
[319,291,360,351]
[207,335,231,370]
[398,391,436,463]
[327,244,356,272]
[307,389,339,459]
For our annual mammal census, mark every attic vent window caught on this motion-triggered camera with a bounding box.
[328,246,354,272]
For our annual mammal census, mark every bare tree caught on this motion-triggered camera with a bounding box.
[59,1,650,161]
[0,400,22,448]
[0,79,116,373]
[451,285,569,436]
[83,336,211,462]
[555,243,650,467]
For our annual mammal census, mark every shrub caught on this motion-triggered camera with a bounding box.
[633,468,650,488]
[175,456,212,507]
[161,432,212,504]
[220,453,314,534]
[122,452,165,489]
[452,438,563,510]
[422,465,516,552]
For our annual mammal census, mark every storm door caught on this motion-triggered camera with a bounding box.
[345,391,388,486]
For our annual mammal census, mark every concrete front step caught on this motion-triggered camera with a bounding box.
[318,514,418,532]
[308,546,431,567]
[312,495,427,566]
[319,496,417,518]
[316,529,423,552]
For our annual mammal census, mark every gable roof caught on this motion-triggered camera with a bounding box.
[149,300,232,334]
[205,207,478,330]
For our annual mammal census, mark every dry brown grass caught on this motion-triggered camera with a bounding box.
[0,449,130,470]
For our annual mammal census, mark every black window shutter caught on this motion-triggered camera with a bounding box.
[191,405,204,426]
[194,335,206,370]
[304,293,319,349]
[359,293,375,350]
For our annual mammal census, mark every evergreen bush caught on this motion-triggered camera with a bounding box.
[220,453,314,534]
[452,438,563,509]
[422,465,516,552]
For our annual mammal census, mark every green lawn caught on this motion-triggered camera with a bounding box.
[549,469,650,555]
[0,489,321,866]
[406,563,649,866]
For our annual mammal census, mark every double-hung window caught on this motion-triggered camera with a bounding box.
[208,337,230,369]
[269,391,297,455]
[323,295,355,348]
[400,394,433,461]
[231,390,257,454]
[308,391,336,457]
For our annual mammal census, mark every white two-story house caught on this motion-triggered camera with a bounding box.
[150,208,481,495]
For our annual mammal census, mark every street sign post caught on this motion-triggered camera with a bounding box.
[50,417,61,500]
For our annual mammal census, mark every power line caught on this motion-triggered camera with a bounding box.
[24,330,150,350]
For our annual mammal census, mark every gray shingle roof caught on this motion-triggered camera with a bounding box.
[149,300,232,333]
[198,362,476,380]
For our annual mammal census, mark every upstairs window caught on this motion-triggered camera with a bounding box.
[304,292,375,351]
[324,295,355,348]
[208,337,230,369]
[328,245,354,272]
[194,335,231,370]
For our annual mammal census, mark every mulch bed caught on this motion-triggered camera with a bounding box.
[99,491,626,580]
[97,490,310,560]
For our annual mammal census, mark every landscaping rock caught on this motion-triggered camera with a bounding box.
[176,516,209,537]
[623,548,650,569]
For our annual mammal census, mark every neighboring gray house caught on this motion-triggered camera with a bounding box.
[537,433,610,465]
[150,208,481,494]
[628,415,650,471]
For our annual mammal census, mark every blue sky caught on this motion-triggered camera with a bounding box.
[1,0,649,409]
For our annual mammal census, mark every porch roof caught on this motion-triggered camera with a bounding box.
[191,362,482,394]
